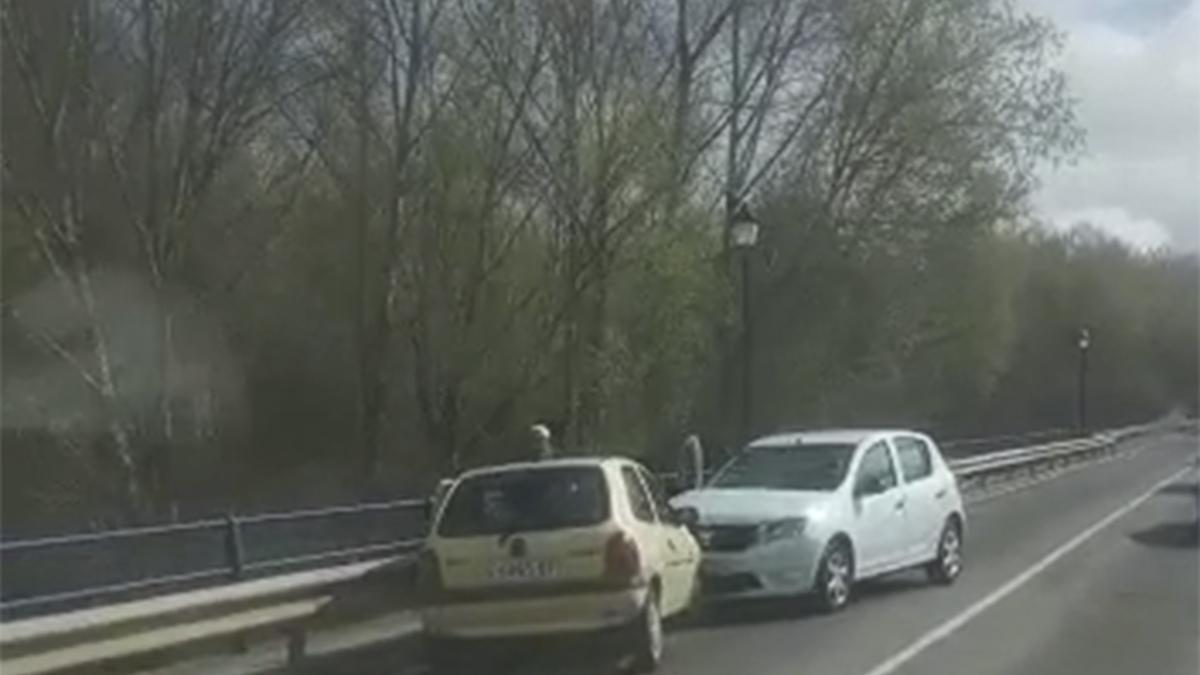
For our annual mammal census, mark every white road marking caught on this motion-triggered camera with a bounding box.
[859,463,1195,675]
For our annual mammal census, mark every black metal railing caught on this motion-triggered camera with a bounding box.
[938,428,1081,458]
[0,498,428,620]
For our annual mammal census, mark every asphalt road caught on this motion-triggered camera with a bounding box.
[318,431,1199,675]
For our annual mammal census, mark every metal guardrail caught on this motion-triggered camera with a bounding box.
[0,499,428,619]
[947,435,1114,486]
[947,425,1144,476]
[0,557,412,675]
[939,427,1079,458]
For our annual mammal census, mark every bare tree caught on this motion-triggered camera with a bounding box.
[3,0,141,516]
[286,0,455,482]
[1,0,1090,526]
[3,0,309,519]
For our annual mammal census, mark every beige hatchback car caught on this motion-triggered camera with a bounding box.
[418,457,701,672]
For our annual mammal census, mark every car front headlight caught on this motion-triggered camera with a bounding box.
[759,517,807,545]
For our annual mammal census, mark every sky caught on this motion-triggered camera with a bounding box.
[1017,0,1199,251]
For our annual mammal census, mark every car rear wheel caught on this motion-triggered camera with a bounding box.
[628,590,664,673]
[926,519,963,585]
[815,539,853,613]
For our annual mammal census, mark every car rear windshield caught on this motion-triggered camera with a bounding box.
[710,443,855,491]
[437,466,610,538]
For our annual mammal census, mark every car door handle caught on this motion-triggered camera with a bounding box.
[894,499,906,511]
[935,488,947,499]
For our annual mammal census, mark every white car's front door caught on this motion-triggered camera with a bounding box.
[850,441,907,576]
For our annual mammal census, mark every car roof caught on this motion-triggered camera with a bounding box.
[456,456,630,480]
[748,428,921,448]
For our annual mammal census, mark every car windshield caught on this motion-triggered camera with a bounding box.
[437,466,609,538]
[710,443,855,491]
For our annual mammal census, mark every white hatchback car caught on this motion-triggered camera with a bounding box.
[671,429,965,611]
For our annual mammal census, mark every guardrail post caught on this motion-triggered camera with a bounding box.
[286,627,307,664]
[223,513,245,581]
[223,513,249,654]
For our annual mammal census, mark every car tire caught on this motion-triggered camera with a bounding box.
[926,518,963,585]
[815,538,853,613]
[628,589,664,673]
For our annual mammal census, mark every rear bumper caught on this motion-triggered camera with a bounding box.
[421,587,647,638]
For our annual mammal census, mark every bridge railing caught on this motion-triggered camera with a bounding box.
[0,499,427,620]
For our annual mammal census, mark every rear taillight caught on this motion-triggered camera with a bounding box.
[416,548,444,602]
[604,532,642,586]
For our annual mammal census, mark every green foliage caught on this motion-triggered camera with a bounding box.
[1,0,1193,530]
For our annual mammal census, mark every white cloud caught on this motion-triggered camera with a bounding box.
[1045,206,1173,250]
[1020,0,1200,250]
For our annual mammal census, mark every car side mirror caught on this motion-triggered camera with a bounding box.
[672,506,700,529]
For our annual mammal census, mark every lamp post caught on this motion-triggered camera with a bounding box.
[1077,327,1091,432]
[730,203,759,443]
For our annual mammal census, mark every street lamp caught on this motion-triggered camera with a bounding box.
[1077,327,1091,431]
[730,203,759,443]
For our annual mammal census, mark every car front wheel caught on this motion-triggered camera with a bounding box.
[815,539,853,612]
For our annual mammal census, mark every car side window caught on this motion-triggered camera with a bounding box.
[895,437,933,482]
[856,442,898,494]
[637,467,673,522]
[621,466,656,523]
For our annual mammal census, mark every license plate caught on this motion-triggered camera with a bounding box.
[490,559,557,582]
